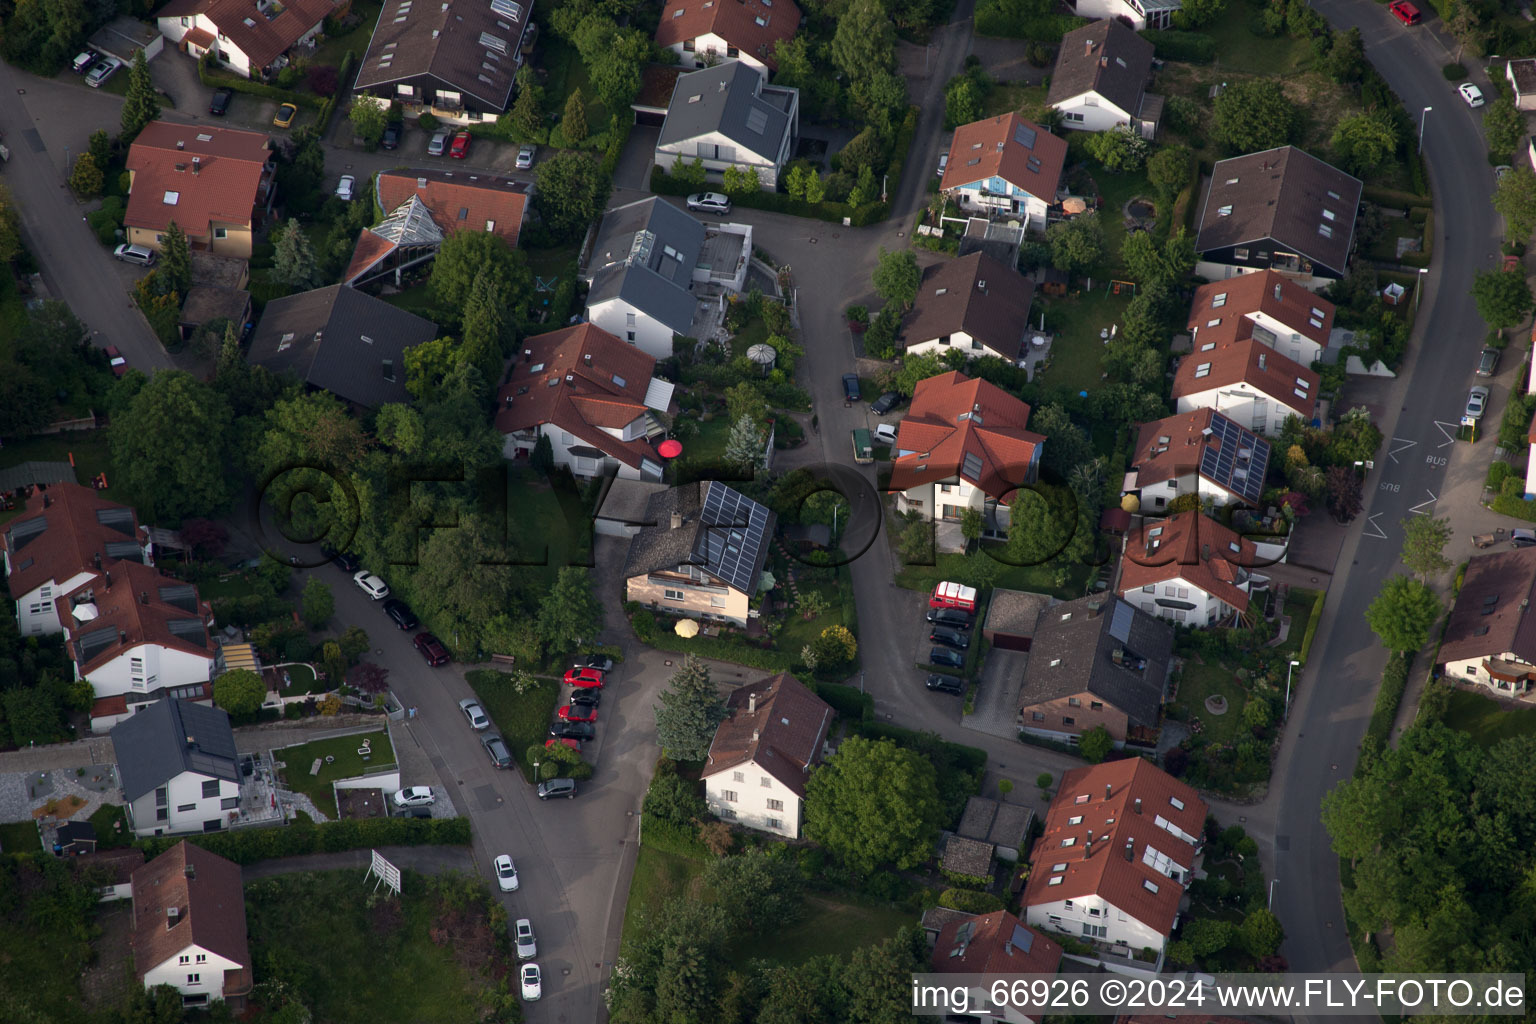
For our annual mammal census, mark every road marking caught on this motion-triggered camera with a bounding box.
[1433,420,1459,448]
[1363,513,1388,539]
[1408,490,1438,515]
[1388,437,1417,464]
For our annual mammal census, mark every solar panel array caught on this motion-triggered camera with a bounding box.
[105,541,144,561]
[745,108,769,135]
[158,584,200,613]
[961,451,984,482]
[1013,123,1037,150]
[695,481,770,594]
[7,517,46,551]
[166,618,207,647]
[1108,600,1135,644]
[1010,923,1034,953]
[1198,414,1270,504]
[76,625,117,665]
[95,507,136,536]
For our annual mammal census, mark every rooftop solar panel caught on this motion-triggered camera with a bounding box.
[7,517,46,551]
[695,481,771,594]
[95,507,137,536]
[1013,123,1037,149]
[76,625,118,665]
[1198,414,1268,504]
[105,540,145,561]
[1108,600,1135,644]
[157,584,199,613]
[166,618,207,647]
[1010,923,1034,953]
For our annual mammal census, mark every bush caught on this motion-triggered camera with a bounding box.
[641,814,711,859]
[974,0,1087,40]
[1488,459,1514,491]
[135,814,471,864]
[1142,29,1217,63]
[938,887,1005,913]
[813,681,873,723]
[1297,589,1326,664]
[1363,651,1412,747]
[1442,62,1468,80]
[651,165,887,226]
[197,53,323,108]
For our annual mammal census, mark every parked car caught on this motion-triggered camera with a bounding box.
[563,667,605,688]
[105,345,127,378]
[874,422,898,444]
[321,545,361,572]
[686,192,731,214]
[113,243,156,267]
[516,144,536,169]
[1477,348,1500,377]
[448,131,472,159]
[1459,82,1485,107]
[353,570,389,600]
[427,129,450,156]
[381,119,403,149]
[930,625,970,650]
[550,721,596,740]
[558,703,598,722]
[870,391,900,415]
[1388,0,1421,22]
[937,152,948,177]
[547,737,582,752]
[1512,528,1536,548]
[926,673,964,694]
[929,647,965,669]
[1465,385,1490,421]
[272,102,298,128]
[494,854,519,892]
[413,632,450,666]
[537,778,576,799]
[209,87,234,115]
[85,58,121,88]
[382,598,418,630]
[392,786,434,808]
[459,698,490,731]
[925,606,972,628]
[928,580,978,612]
[520,963,542,1000]
[515,919,537,959]
[72,50,99,74]
[335,174,355,201]
[573,654,614,673]
[569,689,601,708]
[483,734,514,769]
[842,374,861,401]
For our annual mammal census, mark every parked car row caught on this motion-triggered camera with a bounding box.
[324,550,452,666]
[924,582,975,686]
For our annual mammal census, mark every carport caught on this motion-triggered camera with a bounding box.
[982,589,1053,651]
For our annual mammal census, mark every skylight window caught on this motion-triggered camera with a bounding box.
[1169,796,1185,810]
[1148,526,1164,537]
[1060,837,1076,847]
[688,94,702,104]
[529,362,545,373]
[1206,318,1221,327]
[1229,541,1241,553]
[1143,879,1160,893]
[1218,205,1232,216]
[1327,189,1341,200]
[1311,306,1326,319]
[163,191,180,205]
[1293,387,1309,399]
[1052,863,1067,872]
[613,374,627,387]
[1068,815,1083,825]
[1201,342,1216,352]
[672,7,683,14]
[1308,317,1323,329]
[1318,224,1333,238]
[754,14,768,25]
[1294,377,1310,389]
[1211,293,1227,307]
[1194,362,1211,378]
[1322,208,1336,221]
[1224,177,1239,185]
[1048,876,1063,886]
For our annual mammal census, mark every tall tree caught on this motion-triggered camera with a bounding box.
[429,229,530,313]
[300,577,334,629]
[1085,124,1150,172]
[652,655,728,761]
[537,566,601,655]
[724,413,765,471]
[1331,111,1401,175]
[871,247,920,310]
[534,151,612,242]
[159,221,192,300]
[271,219,319,289]
[1494,167,1536,240]
[831,0,896,81]
[458,265,507,384]
[212,668,265,716]
[1147,145,1192,201]
[349,101,387,147]
[1028,403,1092,480]
[110,371,234,521]
[803,735,944,874]
[1325,26,1366,83]
[1046,212,1105,276]
[1212,79,1296,153]
[120,50,161,141]
[1399,515,1452,581]
[1365,574,1441,653]
[1473,267,1534,331]
[563,87,588,143]
[842,929,926,1023]
[511,67,545,139]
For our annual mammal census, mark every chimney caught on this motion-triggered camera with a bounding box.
[670,511,683,530]
[176,139,185,150]
[119,629,127,645]
[584,353,592,362]
[748,693,757,714]
[1087,599,1104,616]
[43,493,52,508]
[184,862,196,880]
[93,551,101,568]
[1124,838,1134,862]
[382,358,395,382]
[751,728,760,742]
[186,735,195,747]
[1134,797,1142,814]
[1273,283,1282,301]
[524,349,532,361]
[192,156,201,175]
[1085,37,1094,55]
[140,591,149,605]
[1202,543,1210,561]
[104,571,113,590]
[1104,783,1111,800]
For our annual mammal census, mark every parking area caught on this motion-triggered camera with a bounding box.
[963,649,1026,740]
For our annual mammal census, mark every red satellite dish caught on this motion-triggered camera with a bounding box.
[658,439,683,459]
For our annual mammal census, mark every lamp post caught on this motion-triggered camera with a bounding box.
[1418,106,1432,154]
[532,759,540,782]
[1415,266,1428,313]
[1285,659,1301,720]
[1269,878,1278,910]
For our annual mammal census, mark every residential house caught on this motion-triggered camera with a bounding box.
[1186,270,1334,366]
[1525,407,1536,499]
[593,478,672,537]
[1509,58,1536,111]
[1437,547,1536,696]
[1123,409,1273,512]
[622,480,776,626]
[1170,339,1320,436]
[1017,596,1173,747]
[654,0,801,79]
[352,0,532,120]
[701,672,832,838]
[1195,146,1362,288]
[1047,21,1161,139]
[124,122,275,258]
[111,699,241,838]
[91,16,165,64]
[1117,511,1269,627]
[131,841,252,1009]
[1023,758,1207,964]
[156,0,333,79]
[900,251,1038,363]
[180,252,252,343]
[495,323,675,481]
[930,911,1063,1023]
[246,284,439,408]
[584,197,752,359]
[344,169,532,285]
[940,113,1068,231]
[340,195,444,288]
[889,371,1046,535]
[1071,0,1180,30]
[654,61,799,190]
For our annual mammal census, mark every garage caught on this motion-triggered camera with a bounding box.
[981,589,1053,651]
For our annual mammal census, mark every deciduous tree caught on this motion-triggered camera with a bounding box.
[1213,80,1296,153]
[1493,166,1536,240]
[212,668,265,716]
[537,566,602,655]
[1046,212,1105,276]
[534,150,612,242]
[68,153,104,197]
[110,371,234,521]
[872,246,920,310]
[1086,124,1150,172]
[300,577,334,629]
[804,735,944,874]
[1331,110,1400,175]
[1365,574,1441,653]
[653,655,728,761]
[1147,145,1192,200]
[1078,724,1113,763]
[349,101,387,147]
[1399,515,1452,581]
[1473,267,1534,331]
[563,87,588,143]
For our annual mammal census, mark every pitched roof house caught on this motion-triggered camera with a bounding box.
[1508,57,1536,111]
[1018,596,1173,746]
[890,371,1046,535]
[495,323,675,481]
[655,0,801,78]
[654,61,800,190]
[246,285,439,408]
[156,0,334,80]
[1186,269,1335,366]
[622,480,776,627]
[345,169,532,284]
[1124,409,1273,512]
[1117,511,1269,628]
[1195,146,1362,288]
[131,841,252,1009]
[1438,547,1536,696]
[1170,338,1320,436]
[702,673,833,838]
[930,910,1063,1022]
[940,113,1068,231]
[124,122,274,258]
[1023,758,1207,962]
[353,0,532,117]
[1070,0,1180,30]
[112,699,241,838]
[901,251,1038,363]
[1047,21,1161,139]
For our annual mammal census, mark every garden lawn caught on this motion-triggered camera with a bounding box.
[730,317,771,359]
[276,731,396,815]
[275,663,325,698]
[1035,288,1134,398]
[1442,688,1536,747]
[1204,9,1313,75]
[675,415,734,474]
[620,843,704,949]
[1274,589,1320,665]
[1171,656,1248,745]
[465,669,561,781]
[539,37,608,125]
[504,470,593,582]
[982,82,1047,119]
[778,571,857,657]
[729,892,913,968]
[893,547,1095,601]
[0,431,120,526]
[0,819,40,854]
[313,1,381,67]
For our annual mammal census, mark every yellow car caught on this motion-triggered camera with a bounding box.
[272,103,298,128]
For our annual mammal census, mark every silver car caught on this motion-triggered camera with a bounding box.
[86,57,121,88]
[427,129,450,156]
[458,698,489,730]
[515,918,537,959]
[516,144,535,169]
[1465,385,1490,422]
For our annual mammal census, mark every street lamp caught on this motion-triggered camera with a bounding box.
[1418,106,1432,154]
[1415,266,1428,313]
[1269,878,1278,910]
[532,759,541,782]
[1284,659,1301,720]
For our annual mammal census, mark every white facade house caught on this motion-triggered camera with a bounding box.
[1117,512,1269,628]
[1186,270,1335,367]
[653,0,801,81]
[940,113,1067,233]
[1439,548,1536,697]
[1171,340,1319,436]
[654,62,799,190]
[702,673,832,839]
[1071,0,1180,30]
[1047,21,1161,140]
[111,699,242,838]
[131,842,252,1010]
[155,0,333,80]
[1125,410,1273,514]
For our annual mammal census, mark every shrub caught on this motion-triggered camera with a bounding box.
[1442,62,1468,81]
[308,65,339,96]
[813,681,873,723]
[641,815,710,859]
[135,815,471,864]
[1142,29,1217,63]
[1364,651,1412,746]
[1488,460,1513,491]
[938,888,1005,913]
[1297,589,1326,664]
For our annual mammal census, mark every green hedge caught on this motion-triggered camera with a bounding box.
[813,680,873,723]
[135,815,472,865]
[1488,459,1514,491]
[974,0,1086,40]
[1442,62,1469,80]
[1493,477,1536,520]
[1363,651,1413,748]
[1398,209,1433,267]
[1362,185,1433,210]
[1297,589,1327,665]
[314,50,357,135]
[1497,379,1536,449]
[938,887,1005,913]
[601,115,633,178]
[198,54,324,109]
[640,814,710,859]
[649,166,888,226]
[1141,29,1216,63]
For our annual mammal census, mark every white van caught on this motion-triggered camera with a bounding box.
[113,244,156,267]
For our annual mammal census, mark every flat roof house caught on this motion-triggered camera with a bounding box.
[901,251,1038,364]
[1048,21,1161,139]
[1186,269,1335,367]
[655,60,799,191]
[654,0,801,80]
[131,841,253,1009]
[157,0,334,80]
[125,122,275,259]
[1438,547,1536,697]
[1124,409,1273,513]
[940,113,1068,232]
[353,0,532,119]
[345,169,532,285]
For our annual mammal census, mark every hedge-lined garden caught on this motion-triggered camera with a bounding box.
[135,813,471,864]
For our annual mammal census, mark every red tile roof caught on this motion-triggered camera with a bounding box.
[157,0,336,72]
[654,0,802,70]
[493,324,665,471]
[126,122,271,242]
[132,842,251,992]
[902,251,1037,360]
[1023,759,1207,937]
[1186,269,1334,352]
[92,694,130,719]
[376,170,531,250]
[342,228,396,285]
[2,483,141,600]
[1117,511,1258,613]
[57,560,214,675]
[931,910,1063,976]
[941,113,1067,203]
[890,371,1045,502]
[703,673,833,796]
[1170,339,1319,417]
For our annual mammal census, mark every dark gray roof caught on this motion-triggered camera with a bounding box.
[622,480,776,595]
[1019,596,1173,729]
[353,0,531,112]
[247,285,438,407]
[942,835,995,877]
[658,61,793,160]
[111,699,239,803]
[0,461,77,493]
[586,198,706,335]
[1047,20,1154,116]
[958,795,999,842]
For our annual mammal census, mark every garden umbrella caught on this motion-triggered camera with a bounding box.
[674,619,700,638]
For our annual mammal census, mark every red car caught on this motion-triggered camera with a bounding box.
[546,737,581,752]
[557,703,598,723]
[413,632,449,666]
[562,667,605,688]
[105,345,127,377]
[1388,0,1420,24]
[448,131,472,159]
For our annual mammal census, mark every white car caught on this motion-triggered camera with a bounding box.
[520,963,541,1001]
[515,918,537,959]
[392,786,434,808]
[85,57,121,88]
[874,422,898,444]
[685,192,731,215]
[427,129,450,156]
[516,144,535,170]
[335,174,355,201]
[1465,385,1490,421]
[353,570,389,600]
[459,698,490,730]
[1459,82,1484,107]
[494,854,519,892]
[937,152,948,177]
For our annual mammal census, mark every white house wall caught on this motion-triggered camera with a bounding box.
[141,943,243,1003]
[668,34,772,79]
[126,770,241,838]
[1175,387,1304,436]
[1026,895,1169,953]
[586,298,679,360]
[1246,311,1324,364]
[156,15,255,77]
[79,644,213,699]
[703,759,803,838]
[1121,580,1228,627]
[953,184,1049,232]
[656,130,780,188]
[904,330,1015,363]
[1051,92,1136,133]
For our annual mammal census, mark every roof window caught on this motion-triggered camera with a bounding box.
[1211,293,1227,308]
[754,14,768,24]
[613,374,627,387]
[1048,876,1063,886]
[1294,377,1310,389]
[1322,208,1336,221]
[163,191,179,205]
[1193,362,1211,378]
[1169,796,1185,810]
[1217,205,1232,216]
[1318,224,1333,238]
[1293,388,1309,399]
